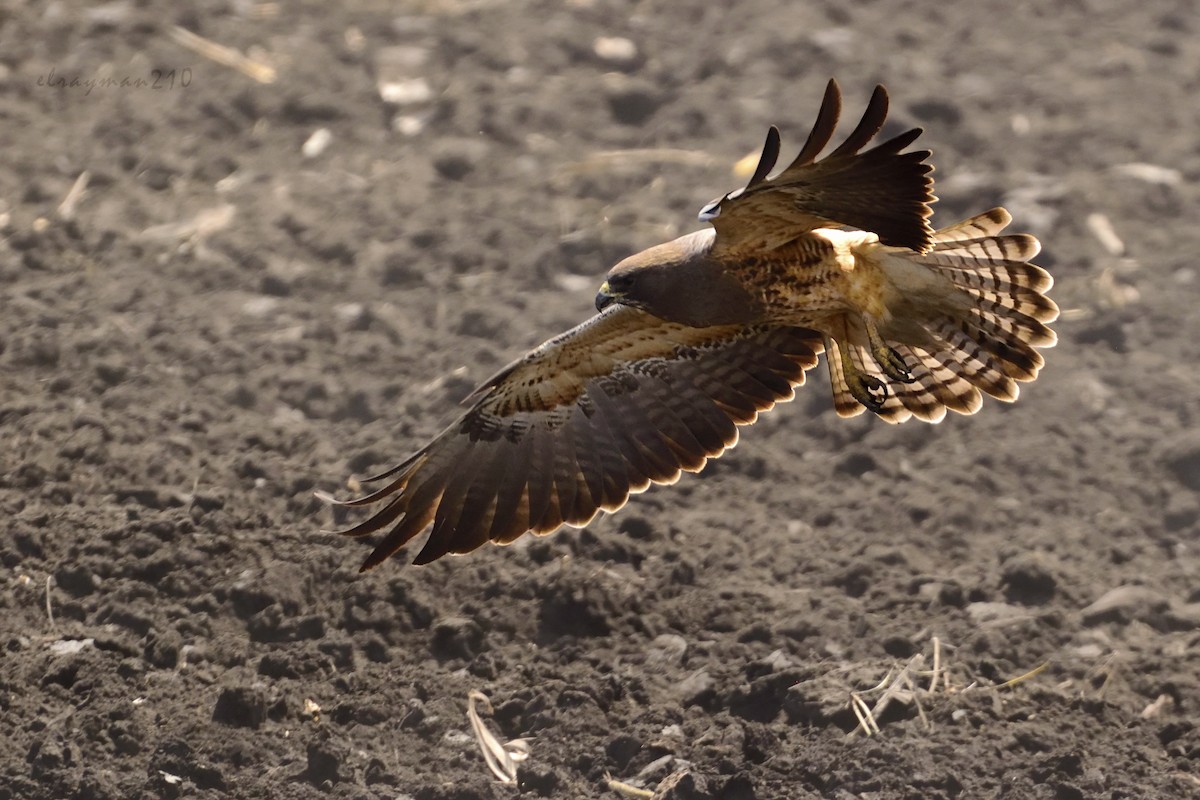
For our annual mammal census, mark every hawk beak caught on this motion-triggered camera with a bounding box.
[595,282,618,312]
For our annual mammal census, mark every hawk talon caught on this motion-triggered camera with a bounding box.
[875,345,918,384]
[863,317,916,384]
[839,345,890,411]
[857,373,889,411]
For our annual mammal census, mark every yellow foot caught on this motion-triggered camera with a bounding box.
[834,340,889,412]
[864,317,916,384]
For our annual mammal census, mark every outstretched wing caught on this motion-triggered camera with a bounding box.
[328,306,823,570]
[701,79,936,256]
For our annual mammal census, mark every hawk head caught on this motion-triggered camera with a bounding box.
[595,230,763,327]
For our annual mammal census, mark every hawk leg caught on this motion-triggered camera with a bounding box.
[828,335,889,411]
[864,316,917,385]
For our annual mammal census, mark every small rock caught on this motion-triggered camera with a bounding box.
[301,128,332,159]
[1080,585,1168,626]
[392,113,428,137]
[379,77,432,106]
[593,36,639,67]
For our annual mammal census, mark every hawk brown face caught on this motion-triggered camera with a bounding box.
[595,230,763,327]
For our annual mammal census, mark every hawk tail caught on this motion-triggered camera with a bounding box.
[829,208,1059,423]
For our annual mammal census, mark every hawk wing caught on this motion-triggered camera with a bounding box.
[701,79,936,256]
[329,306,823,570]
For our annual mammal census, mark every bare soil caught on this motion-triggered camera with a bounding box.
[2,1,1199,798]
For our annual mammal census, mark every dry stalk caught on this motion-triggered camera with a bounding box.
[845,637,1049,738]
[168,26,276,83]
[57,172,90,220]
[45,575,57,632]
[605,774,655,799]
[467,690,529,784]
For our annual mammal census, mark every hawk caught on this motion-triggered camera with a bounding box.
[328,79,1058,570]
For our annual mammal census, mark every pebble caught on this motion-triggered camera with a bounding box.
[592,36,638,66]
[392,113,428,137]
[379,77,432,106]
[301,128,332,159]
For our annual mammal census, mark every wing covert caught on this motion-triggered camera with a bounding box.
[327,306,823,569]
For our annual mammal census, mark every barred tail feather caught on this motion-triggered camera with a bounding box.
[911,210,1056,416]
[829,208,1058,423]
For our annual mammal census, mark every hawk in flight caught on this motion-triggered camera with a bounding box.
[328,79,1058,570]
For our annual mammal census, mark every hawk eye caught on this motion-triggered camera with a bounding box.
[607,274,633,291]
